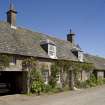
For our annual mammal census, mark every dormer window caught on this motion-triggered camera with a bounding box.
[78,51,84,62]
[48,44,56,59]
[72,45,84,62]
[41,39,57,59]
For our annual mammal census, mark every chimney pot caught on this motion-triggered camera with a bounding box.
[67,29,75,45]
[7,1,17,28]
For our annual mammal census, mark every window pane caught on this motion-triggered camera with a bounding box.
[49,45,55,51]
[42,70,49,84]
[48,44,56,58]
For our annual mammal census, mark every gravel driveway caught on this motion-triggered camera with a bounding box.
[0,85,105,105]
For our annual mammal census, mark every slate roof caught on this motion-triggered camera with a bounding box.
[84,54,105,70]
[0,22,78,61]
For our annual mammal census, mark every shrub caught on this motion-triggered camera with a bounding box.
[86,79,96,87]
[50,87,63,93]
[76,74,105,89]
[31,70,45,95]
[76,80,89,88]
[86,74,97,87]
[76,74,97,88]
[31,81,44,95]
[102,78,105,84]
[43,84,52,93]
[96,77,104,85]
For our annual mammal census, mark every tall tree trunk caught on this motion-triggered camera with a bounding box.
[27,69,31,94]
[69,70,74,90]
[60,67,65,88]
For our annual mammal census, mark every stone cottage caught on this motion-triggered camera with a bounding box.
[0,2,105,94]
[84,54,105,79]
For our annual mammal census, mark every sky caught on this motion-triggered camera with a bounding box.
[0,0,105,57]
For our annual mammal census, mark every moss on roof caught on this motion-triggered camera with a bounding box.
[0,22,78,61]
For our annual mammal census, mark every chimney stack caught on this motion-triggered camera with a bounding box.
[7,0,17,29]
[67,29,75,45]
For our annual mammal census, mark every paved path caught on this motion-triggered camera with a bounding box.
[0,85,105,105]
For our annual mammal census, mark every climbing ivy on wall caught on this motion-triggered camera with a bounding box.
[22,57,94,94]
[0,54,10,70]
[49,63,60,88]
[22,57,37,94]
[51,60,94,89]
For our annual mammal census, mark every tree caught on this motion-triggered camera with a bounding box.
[22,57,36,94]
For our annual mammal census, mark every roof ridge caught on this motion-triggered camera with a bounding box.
[84,53,105,60]
[18,26,72,44]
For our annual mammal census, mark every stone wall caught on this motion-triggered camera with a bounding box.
[78,71,91,81]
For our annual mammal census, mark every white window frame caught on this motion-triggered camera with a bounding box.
[42,70,49,84]
[10,56,16,66]
[78,51,84,62]
[98,71,104,79]
[48,44,57,59]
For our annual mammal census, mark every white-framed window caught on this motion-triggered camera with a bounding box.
[98,72,104,79]
[57,73,61,84]
[42,70,49,84]
[10,56,16,66]
[78,51,84,62]
[48,44,56,59]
